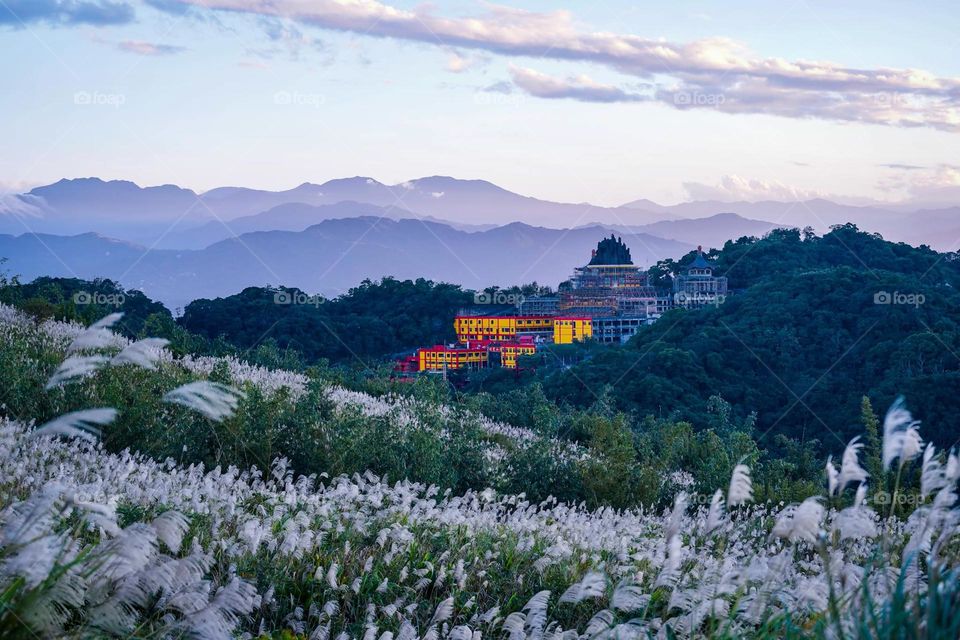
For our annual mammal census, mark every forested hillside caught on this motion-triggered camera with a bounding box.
[523,226,960,452]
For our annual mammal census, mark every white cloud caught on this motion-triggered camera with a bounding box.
[879,164,960,204]
[682,175,825,202]
[161,0,960,131]
[508,65,645,103]
[117,40,186,55]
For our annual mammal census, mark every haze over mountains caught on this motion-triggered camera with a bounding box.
[0,175,957,309]
[0,218,690,310]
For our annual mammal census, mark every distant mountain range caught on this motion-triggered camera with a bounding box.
[0,217,692,310]
[620,198,960,251]
[0,176,675,247]
[2,176,955,251]
[0,174,956,309]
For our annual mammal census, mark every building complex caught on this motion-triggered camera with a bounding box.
[398,236,728,374]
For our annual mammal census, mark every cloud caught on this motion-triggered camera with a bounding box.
[878,163,925,171]
[682,175,825,202]
[155,0,960,131]
[118,40,186,55]
[0,0,134,26]
[446,51,474,73]
[508,65,646,103]
[879,164,960,204]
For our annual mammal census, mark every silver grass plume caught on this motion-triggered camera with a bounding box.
[111,338,169,370]
[882,396,923,471]
[163,381,245,421]
[727,463,753,507]
[705,489,726,534]
[558,571,606,603]
[838,436,869,494]
[31,408,117,442]
[67,313,124,353]
[45,355,109,389]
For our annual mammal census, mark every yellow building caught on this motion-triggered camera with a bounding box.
[553,317,593,344]
[500,342,537,369]
[417,345,488,371]
[454,315,554,343]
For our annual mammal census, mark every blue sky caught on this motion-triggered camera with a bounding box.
[1,0,958,205]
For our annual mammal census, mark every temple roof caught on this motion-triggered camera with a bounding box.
[684,246,715,271]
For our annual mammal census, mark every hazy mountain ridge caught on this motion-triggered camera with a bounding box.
[2,176,957,252]
[0,217,692,310]
[0,176,679,246]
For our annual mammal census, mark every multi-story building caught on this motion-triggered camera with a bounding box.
[516,296,560,316]
[559,234,658,318]
[553,316,593,344]
[673,247,728,309]
[417,344,488,371]
[500,338,538,369]
[454,315,554,343]
[591,316,647,344]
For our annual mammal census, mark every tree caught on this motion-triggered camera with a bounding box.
[861,396,884,492]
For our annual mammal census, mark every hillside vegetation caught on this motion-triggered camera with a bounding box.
[2,303,960,638]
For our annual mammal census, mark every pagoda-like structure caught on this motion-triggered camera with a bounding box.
[559,234,658,318]
[673,246,728,308]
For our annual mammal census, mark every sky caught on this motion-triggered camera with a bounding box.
[1,0,959,206]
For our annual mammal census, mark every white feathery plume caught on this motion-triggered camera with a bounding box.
[666,492,687,541]
[67,313,124,353]
[705,489,726,534]
[946,450,960,483]
[151,510,190,553]
[854,483,868,508]
[833,503,878,540]
[90,312,124,330]
[657,534,683,586]
[825,456,839,496]
[772,497,824,544]
[558,571,606,604]
[883,396,923,471]
[430,596,454,625]
[111,338,169,370]
[31,408,117,442]
[163,381,244,421]
[919,442,944,501]
[727,463,753,507]
[395,621,417,640]
[326,563,339,589]
[838,436,868,493]
[45,355,109,389]
[611,583,649,613]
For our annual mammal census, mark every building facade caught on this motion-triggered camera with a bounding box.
[500,339,538,368]
[591,315,647,344]
[673,247,728,309]
[454,315,554,343]
[417,344,488,371]
[553,316,594,344]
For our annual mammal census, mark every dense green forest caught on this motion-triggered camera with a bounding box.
[180,279,473,363]
[501,225,960,453]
